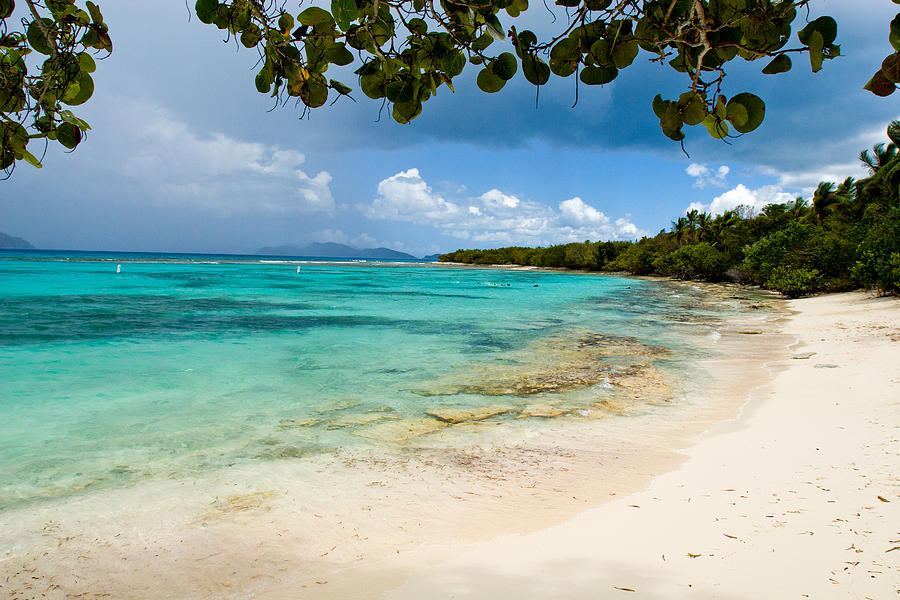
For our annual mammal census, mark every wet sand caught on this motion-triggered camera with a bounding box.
[0,282,794,599]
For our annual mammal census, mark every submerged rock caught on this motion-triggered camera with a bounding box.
[425,405,516,424]
[517,404,569,419]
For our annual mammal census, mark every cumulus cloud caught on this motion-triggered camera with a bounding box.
[119,103,334,216]
[687,183,796,216]
[686,163,730,189]
[360,169,646,245]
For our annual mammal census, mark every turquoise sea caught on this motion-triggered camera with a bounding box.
[0,250,741,512]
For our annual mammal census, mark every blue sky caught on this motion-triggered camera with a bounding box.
[2,0,897,257]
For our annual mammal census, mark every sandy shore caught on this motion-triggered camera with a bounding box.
[2,289,896,599]
[353,291,899,598]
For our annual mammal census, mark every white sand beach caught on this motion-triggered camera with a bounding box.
[361,291,900,599]
[2,290,897,599]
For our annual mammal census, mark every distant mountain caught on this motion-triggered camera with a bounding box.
[0,232,36,249]
[256,242,417,260]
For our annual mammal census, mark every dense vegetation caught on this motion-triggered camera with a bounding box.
[440,122,900,297]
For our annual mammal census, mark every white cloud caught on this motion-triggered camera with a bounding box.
[119,103,334,216]
[687,183,796,216]
[351,232,377,247]
[685,163,730,189]
[364,168,462,222]
[360,169,646,245]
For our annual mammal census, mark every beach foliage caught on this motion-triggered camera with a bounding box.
[3,0,899,175]
[442,120,900,297]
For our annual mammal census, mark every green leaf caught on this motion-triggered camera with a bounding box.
[652,94,666,119]
[586,0,612,9]
[555,0,580,6]
[702,115,729,139]
[385,78,415,103]
[255,65,273,93]
[360,70,386,98]
[882,53,900,83]
[0,0,14,20]
[726,102,748,127]
[240,24,262,48]
[26,18,54,55]
[62,73,94,106]
[579,65,617,85]
[891,14,900,52]
[484,14,505,42]
[332,0,358,32]
[392,99,422,123]
[477,67,506,92]
[324,43,354,66]
[78,52,97,74]
[329,79,352,95]
[549,38,579,77]
[493,52,518,80]
[808,30,824,72]
[472,34,493,52]
[443,51,465,77]
[761,54,791,74]
[683,97,706,126]
[195,0,218,24]
[85,0,103,25]
[278,12,295,33]
[22,148,42,168]
[522,54,550,85]
[56,122,82,149]
[300,74,329,108]
[407,18,427,35]
[611,39,638,69]
[726,92,765,133]
[298,7,335,29]
[864,70,896,97]
[798,16,836,46]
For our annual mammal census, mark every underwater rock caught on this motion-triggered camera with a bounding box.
[354,417,447,443]
[517,404,569,419]
[277,418,323,429]
[425,405,516,424]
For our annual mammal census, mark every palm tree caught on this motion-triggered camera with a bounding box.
[788,196,809,220]
[671,217,688,247]
[696,212,712,242]
[811,182,839,226]
[685,209,700,244]
[859,142,898,175]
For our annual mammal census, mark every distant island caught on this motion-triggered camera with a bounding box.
[256,242,417,260]
[0,232,36,249]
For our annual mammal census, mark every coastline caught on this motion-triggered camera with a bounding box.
[357,291,900,598]
[0,277,791,599]
[5,283,896,598]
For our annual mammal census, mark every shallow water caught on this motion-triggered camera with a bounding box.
[0,253,752,511]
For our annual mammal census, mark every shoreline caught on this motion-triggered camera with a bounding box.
[0,279,792,599]
[356,291,900,598]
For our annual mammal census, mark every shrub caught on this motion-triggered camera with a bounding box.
[765,266,822,298]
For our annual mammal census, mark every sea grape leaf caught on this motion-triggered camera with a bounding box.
[492,52,518,80]
[579,65,617,85]
[864,70,896,96]
[762,54,791,74]
[726,92,764,133]
[522,54,550,85]
[332,0,358,32]
[476,66,506,92]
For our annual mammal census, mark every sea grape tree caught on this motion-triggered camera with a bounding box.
[0,0,110,172]
[1,0,898,176]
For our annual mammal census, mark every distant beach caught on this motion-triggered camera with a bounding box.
[1,256,895,598]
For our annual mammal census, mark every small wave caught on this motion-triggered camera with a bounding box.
[709,330,721,341]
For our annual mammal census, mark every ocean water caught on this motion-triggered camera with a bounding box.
[0,252,739,512]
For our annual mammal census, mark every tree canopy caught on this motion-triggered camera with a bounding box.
[1,0,899,175]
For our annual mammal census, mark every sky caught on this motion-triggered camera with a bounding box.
[1,0,897,257]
